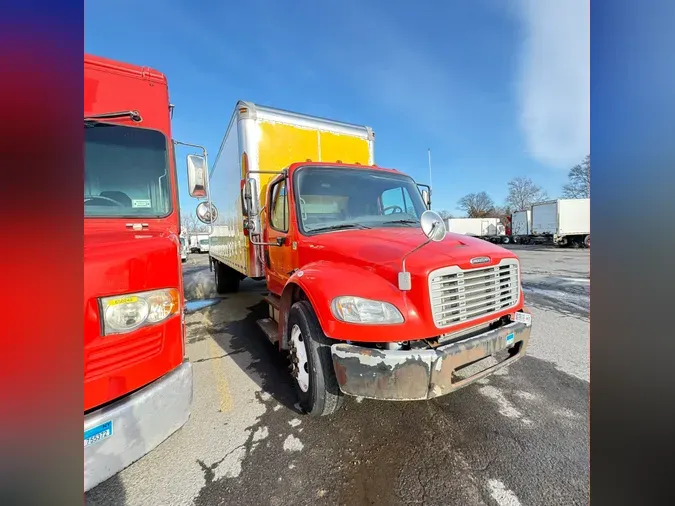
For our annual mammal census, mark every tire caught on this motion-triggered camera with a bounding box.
[287,300,344,417]
[214,261,240,294]
[502,236,511,244]
[584,235,590,248]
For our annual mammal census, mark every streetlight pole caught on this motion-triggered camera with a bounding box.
[428,148,432,188]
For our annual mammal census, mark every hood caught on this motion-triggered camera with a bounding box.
[84,229,182,298]
[300,227,515,280]
[83,227,184,412]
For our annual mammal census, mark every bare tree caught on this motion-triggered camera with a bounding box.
[490,205,512,227]
[562,154,590,198]
[436,209,454,220]
[181,211,199,235]
[506,176,548,211]
[457,192,495,218]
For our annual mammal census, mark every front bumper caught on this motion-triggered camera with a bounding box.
[84,360,193,492]
[331,318,531,401]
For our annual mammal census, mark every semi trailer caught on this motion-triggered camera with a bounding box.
[515,199,590,247]
[444,217,510,244]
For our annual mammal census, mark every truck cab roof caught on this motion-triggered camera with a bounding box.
[84,53,167,84]
[285,161,405,177]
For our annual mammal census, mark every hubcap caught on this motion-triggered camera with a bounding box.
[289,324,310,393]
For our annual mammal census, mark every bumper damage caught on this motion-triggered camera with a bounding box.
[84,360,193,492]
[331,315,531,401]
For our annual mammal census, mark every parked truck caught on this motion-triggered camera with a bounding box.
[84,54,194,491]
[445,217,510,244]
[198,235,210,253]
[179,236,188,262]
[510,209,531,242]
[186,101,532,417]
[530,198,590,248]
[511,209,532,238]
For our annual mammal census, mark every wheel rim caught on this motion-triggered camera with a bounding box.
[290,324,310,393]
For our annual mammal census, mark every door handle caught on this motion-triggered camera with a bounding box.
[276,236,286,246]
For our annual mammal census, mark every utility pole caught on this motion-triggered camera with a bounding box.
[427,148,432,187]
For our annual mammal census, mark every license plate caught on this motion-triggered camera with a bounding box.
[84,420,113,448]
[513,312,532,326]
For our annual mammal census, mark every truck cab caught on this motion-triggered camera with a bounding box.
[84,54,193,491]
[191,102,532,417]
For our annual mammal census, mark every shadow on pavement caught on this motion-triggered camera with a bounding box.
[193,354,590,506]
[202,281,302,414]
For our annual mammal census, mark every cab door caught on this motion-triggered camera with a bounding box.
[265,176,294,295]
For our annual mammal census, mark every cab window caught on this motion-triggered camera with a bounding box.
[269,179,289,231]
[380,186,417,215]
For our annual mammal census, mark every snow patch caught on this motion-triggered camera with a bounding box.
[479,386,523,420]
[252,426,269,442]
[487,479,522,506]
[283,434,304,452]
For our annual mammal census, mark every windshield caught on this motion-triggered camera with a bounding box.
[199,239,209,245]
[84,122,172,218]
[292,167,427,234]
[180,238,185,246]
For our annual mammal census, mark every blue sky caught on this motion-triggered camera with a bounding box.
[85,0,589,216]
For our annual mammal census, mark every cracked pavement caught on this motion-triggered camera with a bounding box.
[85,246,589,506]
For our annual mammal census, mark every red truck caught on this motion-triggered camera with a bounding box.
[189,102,533,416]
[84,54,194,491]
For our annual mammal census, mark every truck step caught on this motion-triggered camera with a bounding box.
[263,293,281,310]
[257,318,279,345]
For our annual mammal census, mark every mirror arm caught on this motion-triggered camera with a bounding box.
[401,234,434,274]
[397,216,444,291]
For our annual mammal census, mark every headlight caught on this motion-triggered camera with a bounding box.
[331,296,404,324]
[100,288,180,335]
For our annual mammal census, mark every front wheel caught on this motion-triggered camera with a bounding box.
[584,235,590,248]
[287,301,344,417]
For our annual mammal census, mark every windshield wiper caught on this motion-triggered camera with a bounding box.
[382,219,419,226]
[84,110,143,123]
[309,223,371,233]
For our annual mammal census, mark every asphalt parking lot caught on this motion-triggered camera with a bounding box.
[85,245,590,506]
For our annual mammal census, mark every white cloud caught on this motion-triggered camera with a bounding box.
[515,0,590,168]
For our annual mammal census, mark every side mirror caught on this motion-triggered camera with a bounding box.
[196,201,218,224]
[421,189,430,209]
[243,177,260,216]
[187,154,208,198]
[420,210,446,242]
[397,209,446,291]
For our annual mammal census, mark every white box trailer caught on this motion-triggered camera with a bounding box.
[511,210,531,237]
[531,198,590,247]
[445,218,509,244]
[196,233,210,253]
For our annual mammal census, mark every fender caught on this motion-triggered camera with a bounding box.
[277,261,429,347]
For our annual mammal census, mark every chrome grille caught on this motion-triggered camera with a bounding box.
[429,259,520,328]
